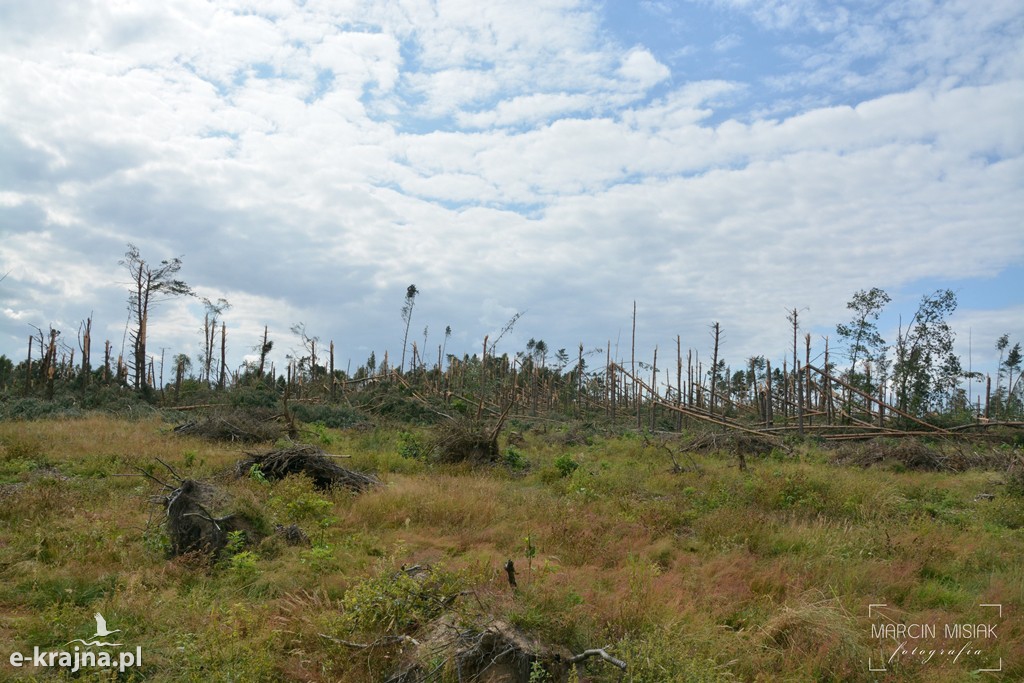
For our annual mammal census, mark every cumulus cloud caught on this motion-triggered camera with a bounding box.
[0,0,1021,380]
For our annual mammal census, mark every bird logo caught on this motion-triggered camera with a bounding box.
[67,612,123,647]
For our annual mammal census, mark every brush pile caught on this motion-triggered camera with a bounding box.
[429,419,501,464]
[685,431,781,457]
[235,444,381,492]
[172,408,284,443]
[830,438,1009,472]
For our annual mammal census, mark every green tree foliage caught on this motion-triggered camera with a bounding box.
[0,354,13,391]
[892,289,960,414]
[835,287,891,393]
[1002,341,1022,416]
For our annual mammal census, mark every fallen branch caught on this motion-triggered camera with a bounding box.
[318,633,420,649]
[569,647,627,671]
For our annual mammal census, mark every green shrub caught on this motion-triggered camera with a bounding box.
[291,402,367,429]
[504,446,529,471]
[340,567,465,634]
[397,431,427,460]
[1006,456,1024,497]
[554,454,579,478]
[0,397,83,420]
[229,385,279,409]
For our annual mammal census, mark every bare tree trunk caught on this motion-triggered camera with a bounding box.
[578,343,585,419]
[765,359,774,426]
[677,336,683,431]
[805,333,812,427]
[103,340,111,385]
[709,322,721,418]
[23,335,32,396]
[687,350,693,408]
[985,375,991,419]
[790,309,804,436]
[605,342,612,419]
[650,346,658,431]
[219,323,227,390]
[79,317,92,394]
[609,361,616,421]
[258,326,270,379]
[823,338,834,425]
[631,301,637,412]
[330,341,336,401]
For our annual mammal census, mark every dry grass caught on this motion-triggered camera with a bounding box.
[0,415,1022,681]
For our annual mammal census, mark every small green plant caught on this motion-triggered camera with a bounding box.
[397,431,426,461]
[504,446,528,470]
[1006,457,1024,497]
[227,550,260,582]
[301,542,338,574]
[304,422,335,446]
[223,530,247,557]
[340,567,464,634]
[269,475,333,527]
[524,533,537,577]
[182,450,197,468]
[554,454,579,478]
[142,527,170,557]
[248,463,268,484]
[528,660,553,683]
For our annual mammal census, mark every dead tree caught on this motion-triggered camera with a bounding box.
[120,244,194,391]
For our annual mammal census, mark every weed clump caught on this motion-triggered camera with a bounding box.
[757,591,867,680]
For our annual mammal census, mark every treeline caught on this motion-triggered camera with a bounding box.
[0,246,1022,431]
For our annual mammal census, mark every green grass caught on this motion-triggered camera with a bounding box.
[0,415,1022,681]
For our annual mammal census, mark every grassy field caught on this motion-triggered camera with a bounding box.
[0,414,1021,681]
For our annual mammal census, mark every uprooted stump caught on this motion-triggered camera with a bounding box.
[236,444,381,492]
[328,613,626,683]
[347,615,572,683]
[163,479,264,557]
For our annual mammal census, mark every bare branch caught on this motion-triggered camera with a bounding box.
[568,647,627,671]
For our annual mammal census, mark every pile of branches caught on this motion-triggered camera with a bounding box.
[829,438,1007,472]
[236,444,381,492]
[685,431,782,457]
[172,408,284,443]
[429,419,501,465]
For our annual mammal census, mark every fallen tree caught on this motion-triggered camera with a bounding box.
[235,444,381,492]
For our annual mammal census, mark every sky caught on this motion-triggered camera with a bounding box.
[0,0,1022,395]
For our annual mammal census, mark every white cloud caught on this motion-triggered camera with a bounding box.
[617,47,671,88]
[0,0,1020,380]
